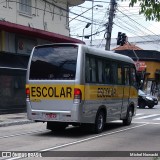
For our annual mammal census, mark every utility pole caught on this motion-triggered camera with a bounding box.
[105,0,116,50]
[90,0,94,46]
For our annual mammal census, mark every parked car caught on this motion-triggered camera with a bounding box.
[138,90,158,108]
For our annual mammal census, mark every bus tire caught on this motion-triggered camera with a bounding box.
[93,110,105,134]
[123,107,133,126]
[47,122,67,131]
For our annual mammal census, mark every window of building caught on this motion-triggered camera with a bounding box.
[19,0,32,16]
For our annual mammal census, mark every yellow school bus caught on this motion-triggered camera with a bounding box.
[26,44,138,133]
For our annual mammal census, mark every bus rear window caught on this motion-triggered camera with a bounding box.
[29,45,78,80]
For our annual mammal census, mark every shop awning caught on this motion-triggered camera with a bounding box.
[0,21,84,44]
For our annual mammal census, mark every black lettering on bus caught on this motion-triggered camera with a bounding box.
[112,88,116,96]
[97,87,116,98]
[100,88,103,97]
[97,88,100,97]
[97,88,103,97]
[60,87,65,97]
[42,87,47,97]
[108,88,111,97]
[54,87,59,97]
[31,87,36,97]
[66,87,72,98]
[106,88,109,97]
[48,87,54,97]
[36,87,41,97]
[103,88,107,97]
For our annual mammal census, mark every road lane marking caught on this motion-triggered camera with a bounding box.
[135,113,145,116]
[40,123,148,152]
[0,129,46,139]
[133,121,160,125]
[153,117,160,120]
[135,114,160,119]
[4,123,148,160]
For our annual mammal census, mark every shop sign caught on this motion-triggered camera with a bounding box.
[17,37,37,55]
[135,61,147,71]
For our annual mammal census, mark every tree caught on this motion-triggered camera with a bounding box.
[129,0,160,21]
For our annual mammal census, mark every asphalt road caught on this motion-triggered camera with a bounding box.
[0,105,160,160]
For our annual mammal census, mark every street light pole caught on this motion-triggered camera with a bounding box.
[90,0,94,46]
[82,23,91,41]
[69,3,102,42]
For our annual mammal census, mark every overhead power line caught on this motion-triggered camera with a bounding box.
[116,6,160,39]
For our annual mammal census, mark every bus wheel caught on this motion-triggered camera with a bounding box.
[93,111,105,134]
[47,122,67,131]
[123,107,133,126]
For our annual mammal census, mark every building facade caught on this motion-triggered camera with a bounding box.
[0,0,85,35]
[0,0,85,113]
[114,47,160,97]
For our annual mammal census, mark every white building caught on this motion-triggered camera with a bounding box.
[0,0,85,35]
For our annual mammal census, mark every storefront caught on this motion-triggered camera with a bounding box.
[0,53,29,113]
[0,21,84,114]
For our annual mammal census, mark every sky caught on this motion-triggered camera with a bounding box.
[69,0,160,42]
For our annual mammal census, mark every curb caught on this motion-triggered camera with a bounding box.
[0,120,35,127]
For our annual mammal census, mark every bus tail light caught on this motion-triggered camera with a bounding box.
[26,86,30,99]
[74,88,82,104]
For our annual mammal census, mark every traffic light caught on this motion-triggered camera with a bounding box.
[117,32,127,46]
[117,32,121,45]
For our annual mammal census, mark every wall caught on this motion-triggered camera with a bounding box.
[0,31,52,55]
[145,61,160,79]
[0,0,69,36]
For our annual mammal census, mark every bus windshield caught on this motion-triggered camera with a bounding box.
[29,45,78,80]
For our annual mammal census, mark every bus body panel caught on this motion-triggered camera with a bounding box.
[26,43,138,125]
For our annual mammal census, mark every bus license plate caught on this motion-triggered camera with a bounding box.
[43,113,58,120]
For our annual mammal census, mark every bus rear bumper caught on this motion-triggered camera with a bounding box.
[27,102,82,123]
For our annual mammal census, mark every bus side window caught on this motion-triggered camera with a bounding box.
[117,65,123,85]
[124,67,130,85]
[85,57,90,82]
[111,63,118,84]
[85,55,97,83]
[90,57,97,83]
[98,60,103,83]
[130,67,137,87]
[103,63,111,84]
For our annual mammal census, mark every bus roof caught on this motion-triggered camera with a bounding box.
[81,44,134,64]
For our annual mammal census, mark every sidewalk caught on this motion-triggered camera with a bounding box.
[0,112,34,127]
